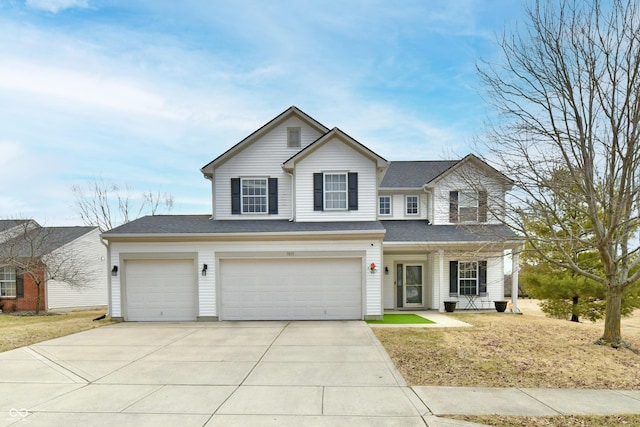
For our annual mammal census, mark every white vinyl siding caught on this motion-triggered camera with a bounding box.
[295,138,378,221]
[46,229,108,310]
[433,164,505,225]
[108,239,383,320]
[212,117,323,220]
[378,193,429,220]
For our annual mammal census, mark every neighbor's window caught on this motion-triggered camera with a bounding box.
[379,196,391,216]
[458,261,478,296]
[459,191,478,222]
[241,178,268,213]
[287,127,301,148]
[405,195,419,215]
[0,266,16,297]
[324,173,347,209]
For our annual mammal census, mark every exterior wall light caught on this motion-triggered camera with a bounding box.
[385,266,389,275]
[369,263,377,274]
[111,266,118,277]
[201,264,208,276]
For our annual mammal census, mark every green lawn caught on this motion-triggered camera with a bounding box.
[366,313,434,324]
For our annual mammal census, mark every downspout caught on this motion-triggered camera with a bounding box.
[422,185,432,224]
[99,237,111,317]
[204,175,214,220]
[286,171,295,221]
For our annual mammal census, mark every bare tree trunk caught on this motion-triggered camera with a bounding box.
[35,282,42,315]
[600,285,623,347]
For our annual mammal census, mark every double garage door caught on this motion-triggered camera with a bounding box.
[220,258,363,320]
[124,257,363,321]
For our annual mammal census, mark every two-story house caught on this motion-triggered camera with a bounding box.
[102,106,520,321]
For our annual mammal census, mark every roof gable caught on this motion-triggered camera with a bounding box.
[430,154,514,187]
[201,106,330,177]
[282,127,388,170]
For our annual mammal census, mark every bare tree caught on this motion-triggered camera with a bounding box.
[72,179,174,231]
[476,0,640,348]
[0,221,96,314]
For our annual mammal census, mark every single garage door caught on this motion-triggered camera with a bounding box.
[220,258,362,320]
[125,259,197,321]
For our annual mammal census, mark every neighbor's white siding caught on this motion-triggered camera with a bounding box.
[295,137,379,222]
[47,229,107,310]
[108,238,383,320]
[213,117,324,220]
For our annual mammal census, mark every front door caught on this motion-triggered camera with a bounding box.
[396,264,424,307]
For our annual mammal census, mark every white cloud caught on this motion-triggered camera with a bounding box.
[25,0,89,14]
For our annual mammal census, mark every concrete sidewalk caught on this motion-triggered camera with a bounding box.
[0,321,638,427]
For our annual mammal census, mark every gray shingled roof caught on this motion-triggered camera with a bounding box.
[0,226,97,258]
[382,220,519,243]
[102,215,386,236]
[0,220,31,233]
[380,161,459,189]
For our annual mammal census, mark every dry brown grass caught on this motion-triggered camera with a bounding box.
[0,310,116,352]
[452,414,640,427]
[373,302,640,389]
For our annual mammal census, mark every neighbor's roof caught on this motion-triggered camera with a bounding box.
[0,226,97,258]
[0,219,32,233]
[102,215,386,237]
[382,220,519,244]
[379,161,459,189]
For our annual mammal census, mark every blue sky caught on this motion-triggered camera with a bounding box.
[0,0,525,226]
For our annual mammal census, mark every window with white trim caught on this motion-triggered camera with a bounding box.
[324,173,347,210]
[0,266,16,297]
[405,195,419,215]
[459,191,478,222]
[458,261,478,295]
[241,178,268,213]
[379,196,391,216]
[287,127,301,148]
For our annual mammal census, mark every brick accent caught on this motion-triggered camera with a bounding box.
[0,264,46,312]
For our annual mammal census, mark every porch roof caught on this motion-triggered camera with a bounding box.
[381,220,519,244]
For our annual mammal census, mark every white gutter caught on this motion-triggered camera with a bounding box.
[286,171,295,221]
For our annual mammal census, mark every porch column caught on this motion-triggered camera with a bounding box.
[511,248,521,314]
[438,249,445,312]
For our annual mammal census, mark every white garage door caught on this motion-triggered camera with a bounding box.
[220,258,362,320]
[125,259,197,321]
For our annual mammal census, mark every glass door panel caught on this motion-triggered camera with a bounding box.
[404,265,423,306]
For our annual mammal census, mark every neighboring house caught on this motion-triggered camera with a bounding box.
[0,220,107,311]
[103,106,521,321]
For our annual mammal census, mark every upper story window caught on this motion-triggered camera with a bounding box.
[287,127,301,148]
[0,266,16,297]
[324,173,347,210]
[379,196,391,216]
[449,190,488,223]
[405,195,419,215]
[459,191,478,222]
[241,178,268,213]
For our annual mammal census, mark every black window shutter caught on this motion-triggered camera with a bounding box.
[313,173,323,211]
[231,178,241,215]
[449,261,458,295]
[449,191,458,223]
[479,261,487,294]
[16,268,24,298]
[348,172,358,210]
[478,191,488,222]
[268,178,278,215]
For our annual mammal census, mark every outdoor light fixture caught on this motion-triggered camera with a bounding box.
[385,266,389,275]
[201,264,208,276]
[111,266,118,277]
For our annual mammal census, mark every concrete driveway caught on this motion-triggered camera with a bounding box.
[0,321,430,426]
